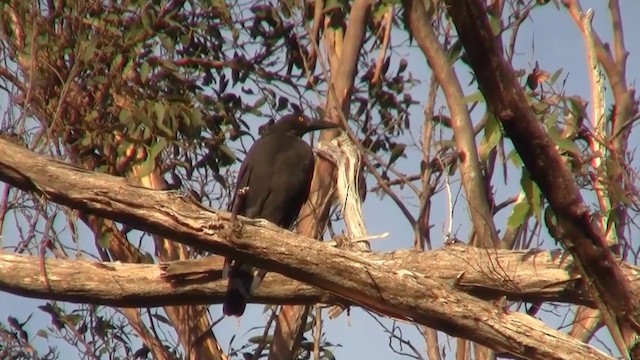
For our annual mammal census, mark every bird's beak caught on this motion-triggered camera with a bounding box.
[307,119,341,132]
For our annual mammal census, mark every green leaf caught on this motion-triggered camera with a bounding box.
[148,138,167,162]
[388,143,406,167]
[447,40,463,63]
[112,53,123,69]
[462,90,484,104]
[555,138,580,155]
[141,11,153,32]
[158,58,179,72]
[156,116,174,138]
[151,313,171,325]
[81,41,97,63]
[324,0,344,13]
[521,172,542,222]
[507,148,523,167]
[98,232,110,249]
[304,319,314,332]
[322,349,337,360]
[154,102,166,123]
[488,15,502,35]
[567,96,587,118]
[248,335,273,344]
[549,68,563,85]
[218,144,237,164]
[137,155,155,178]
[62,314,82,326]
[507,200,530,229]
[188,108,204,128]
[149,138,167,160]
[531,101,549,113]
[253,96,267,109]
[159,33,175,52]
[140,61,150,82]
[119,109,133,124]
[479,113,502,161]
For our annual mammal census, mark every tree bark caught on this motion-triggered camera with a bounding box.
[0,137,618,360]
[2,248,639,309]
[445,0,640,351]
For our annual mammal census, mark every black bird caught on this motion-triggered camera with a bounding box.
[223,114,339,316]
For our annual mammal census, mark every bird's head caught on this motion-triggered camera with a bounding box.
[266,114,340,137]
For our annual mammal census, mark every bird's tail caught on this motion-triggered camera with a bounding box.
[223,263,267,316]
[223,264,253,316]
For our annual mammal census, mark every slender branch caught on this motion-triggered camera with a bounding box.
[608,0,627,76]
[370,7,393,87]
[403,0,500,248]
[570,7,618,350]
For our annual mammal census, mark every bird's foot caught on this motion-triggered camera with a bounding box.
[245,218,281,232]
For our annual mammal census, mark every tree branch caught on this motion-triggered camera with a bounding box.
[0,138,614,360]
[445,0,640,349]
[2,248,640,309]
[403,0,500,248]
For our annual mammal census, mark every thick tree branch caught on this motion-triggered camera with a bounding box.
[0,138,613,359]
[0,253,335,307]
[445,0,640,349]
[2,248,640,308]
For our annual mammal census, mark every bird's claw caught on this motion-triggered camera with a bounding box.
[246,218,281,232]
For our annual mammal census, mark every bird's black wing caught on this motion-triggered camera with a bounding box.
[223,134,315,316]
[224,137,273,316]
[228,147,252,212]
[223,142,256,316]
[259,139,315,227]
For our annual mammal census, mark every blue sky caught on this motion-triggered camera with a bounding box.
[1,1,639,359]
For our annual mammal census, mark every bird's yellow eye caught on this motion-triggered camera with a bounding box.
[298,116,305,122]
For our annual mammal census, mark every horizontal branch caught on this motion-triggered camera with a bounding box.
[0,138,613,360]
[0,253,336,307]
[4,248,639,310]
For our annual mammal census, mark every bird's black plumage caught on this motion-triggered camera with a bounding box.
[223,114,338,316]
